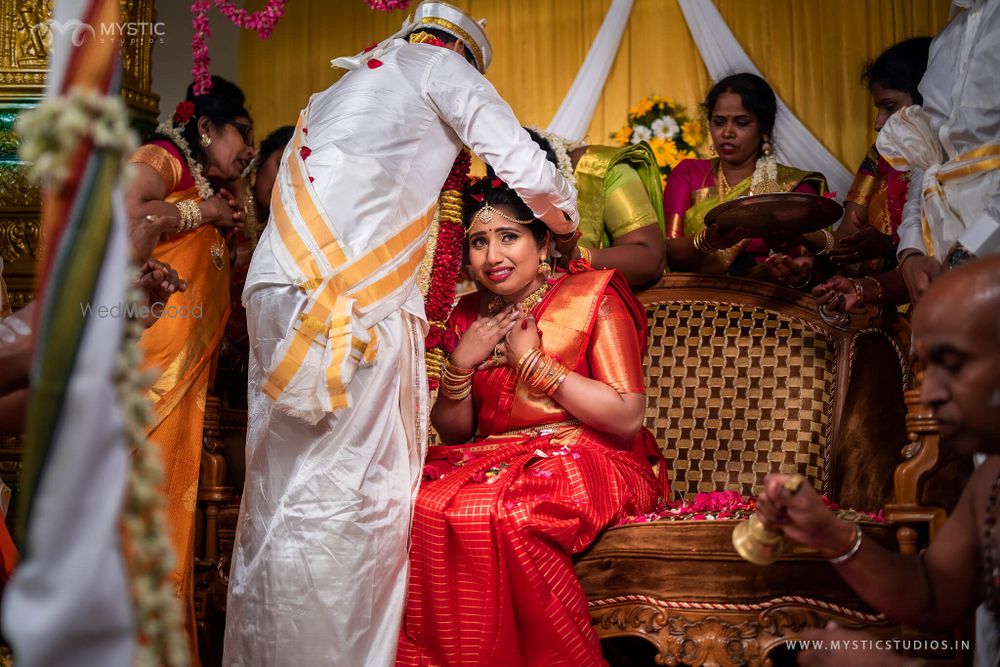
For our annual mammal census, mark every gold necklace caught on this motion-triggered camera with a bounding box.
[487,281,550,317]
[716,162,732,198]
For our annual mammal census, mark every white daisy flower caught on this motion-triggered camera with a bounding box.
[631,124,652,144]
[651,116,680,139]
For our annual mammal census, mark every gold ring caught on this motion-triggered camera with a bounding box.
[486,321,495,328]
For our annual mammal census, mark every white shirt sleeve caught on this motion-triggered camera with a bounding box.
[958,192,1000,257]
[423,50,579,234]
[896,166,928,259]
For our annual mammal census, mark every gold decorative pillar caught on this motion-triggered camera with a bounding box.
[0,0,160,533]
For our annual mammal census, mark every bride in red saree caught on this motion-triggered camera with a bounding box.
[397,179,668,666]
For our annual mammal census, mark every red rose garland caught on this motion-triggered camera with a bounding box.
[424,150,471,388]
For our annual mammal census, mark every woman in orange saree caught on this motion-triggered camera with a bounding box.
[397,179,668,667]
[124,76,253,664]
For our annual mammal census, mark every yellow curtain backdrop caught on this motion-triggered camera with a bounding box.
[240,0,948,173]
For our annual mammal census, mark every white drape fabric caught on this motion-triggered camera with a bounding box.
[677,0,853,197]
[1,3,135,665]
[546,0,634,142]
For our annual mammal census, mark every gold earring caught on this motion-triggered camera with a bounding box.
[709,144,717,156]
[762,137,773,156]
[201,133,212,147]
[538,256,551,276]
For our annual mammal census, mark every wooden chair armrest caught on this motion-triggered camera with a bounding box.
[885,372,946,552]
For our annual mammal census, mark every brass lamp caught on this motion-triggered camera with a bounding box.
[732,474,804,565]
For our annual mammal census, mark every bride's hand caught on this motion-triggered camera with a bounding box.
[449,306,520,370]
[503,314,541,367]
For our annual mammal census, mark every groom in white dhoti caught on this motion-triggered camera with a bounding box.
[222,3,579,665]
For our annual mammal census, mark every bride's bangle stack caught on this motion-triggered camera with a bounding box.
[176,199,203,232]
[517,347,568,397]
[441,358,474,400]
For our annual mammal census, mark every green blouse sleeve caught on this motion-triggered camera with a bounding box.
[601,162,660,246]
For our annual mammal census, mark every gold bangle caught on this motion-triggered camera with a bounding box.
[440,357,475,400]
[516,347,543,376]
[693,227,721,254]
[814,229,835,257]
[897,250,924,271]
[862,275,884,302]
[849,278,865,303]
[579,246,592,265]
[176,200,202,232]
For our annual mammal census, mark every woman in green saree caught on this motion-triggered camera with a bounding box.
[526,128,667,287]
[663,73,829,282]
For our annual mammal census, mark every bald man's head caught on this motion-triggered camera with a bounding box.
[912,255,1000,456]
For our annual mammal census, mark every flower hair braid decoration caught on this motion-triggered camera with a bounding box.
[421,150,471,389]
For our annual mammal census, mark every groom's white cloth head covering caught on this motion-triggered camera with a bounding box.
[412,1,492,73]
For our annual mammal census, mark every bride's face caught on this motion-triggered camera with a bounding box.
[467,205,545,300]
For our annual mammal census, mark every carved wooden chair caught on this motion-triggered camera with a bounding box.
[574,274,963,667]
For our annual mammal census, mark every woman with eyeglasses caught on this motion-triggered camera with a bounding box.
[123,75,255,667]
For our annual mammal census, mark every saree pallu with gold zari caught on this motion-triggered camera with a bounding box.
[130,140,231,667]
[397,270,668,667]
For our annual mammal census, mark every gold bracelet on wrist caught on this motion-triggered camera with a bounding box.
[814,229,835,257]
[693,227,722,254]
[176,200,203,232]
[849,278,865,304]
[518,348,569,397]
[862,275,884,302]
[440,358,475,400]
[579,246,592,265]
[897,250,924,271]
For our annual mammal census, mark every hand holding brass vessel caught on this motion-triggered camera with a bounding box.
[732,474,805,565]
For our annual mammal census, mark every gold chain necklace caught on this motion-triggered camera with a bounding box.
[487,281,551,317]
[716,162,732,198]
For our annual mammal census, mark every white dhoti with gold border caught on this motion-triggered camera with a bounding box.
[223,284,426,667]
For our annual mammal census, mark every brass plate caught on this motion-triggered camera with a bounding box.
[705,193,842,242]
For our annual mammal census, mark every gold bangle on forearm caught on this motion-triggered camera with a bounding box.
[897,249,924,271]
[862,275,884,302]
[849,278,865,304]
[519,350,569,396]
[814,229,835,257]
[176,200,203,232]
[578,246,592,265]
[693,227,721,254]
[440,358,474,400]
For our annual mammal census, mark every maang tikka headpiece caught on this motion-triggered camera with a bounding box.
[472,203,534,227]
